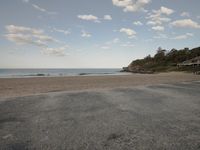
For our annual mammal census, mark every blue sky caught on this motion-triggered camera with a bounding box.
[0,0,200,68]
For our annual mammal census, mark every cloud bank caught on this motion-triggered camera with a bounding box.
[5,25,67,57]
[78,15,100,23]
[170,19,200,29]
[120,28,136,38]
[5,25,57,47]
[112,0,151,12]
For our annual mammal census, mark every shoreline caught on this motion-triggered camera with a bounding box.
[0,72,131,79]
[0,68,124,79]
[0,72,200,99]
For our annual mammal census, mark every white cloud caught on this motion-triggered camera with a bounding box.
[146,21,157,25]
[105,38,120,45]
[159,17,171,22]
[5,34,46,47]
[99,38,120,50]
[32,4,57,15]
[112,0,151,12]
[22,0,29,3]
[78,14,113,22]
[181,12,190,17]
[81,30,91,38]
[170,19,200,29]
[4,25,72,57]
[78,14,100,23]
[5,25,58,47]
[112,0,131,7]
[112,38,120,43]
[172,35,187,40]
[120,28,136,38]
[32,4,46,12]
[146,6,174,26]
[52,28,70,35]
[42,45,69,56]
[172,33,193,40]
[5,25,44,35]
[153,32,194,40]
[33,34,57,42]
[104,15,112,20]
[133,21,143,26]
[101,46,110,50]
[152,26,164,31]
[120,42,134,47]
[153,33,168,39]
[22,0,57,15]
[159,6,174,15]
[185,33,193,36]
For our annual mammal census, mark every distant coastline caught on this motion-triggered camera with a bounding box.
[122,46,200,74]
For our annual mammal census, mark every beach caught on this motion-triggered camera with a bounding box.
[0,72,200,99]
[0,73,200,149]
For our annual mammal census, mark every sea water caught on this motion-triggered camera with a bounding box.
[0,68,128,78]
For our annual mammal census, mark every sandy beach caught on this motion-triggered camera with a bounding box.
[0,72,200,98]
[1,76,200,149]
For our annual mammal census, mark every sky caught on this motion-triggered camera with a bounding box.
[0,0,200,68]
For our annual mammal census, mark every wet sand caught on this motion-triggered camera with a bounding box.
[0,72,200,98]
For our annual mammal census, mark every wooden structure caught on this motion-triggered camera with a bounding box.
[177,56,200,67]
[177,56,200,74]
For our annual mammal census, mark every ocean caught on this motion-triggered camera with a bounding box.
[0,68,128,78]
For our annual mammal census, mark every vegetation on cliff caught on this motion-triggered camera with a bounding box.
[125,46,200,73]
